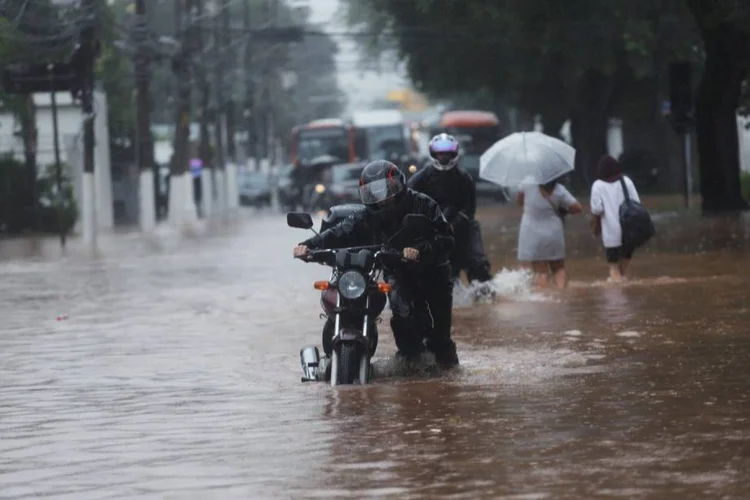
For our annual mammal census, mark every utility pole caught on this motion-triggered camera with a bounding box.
[221,0,237,164]
[169,0,196,224]
[211,1,227,212]
[80,0,98,249]
[242,0,255,165]
[255,0,272,168]
[212,4,226,173]
[48,64,65,247]
[195,0,212,218]
[134,0,156,231]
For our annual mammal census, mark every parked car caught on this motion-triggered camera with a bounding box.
[239,171,272,207]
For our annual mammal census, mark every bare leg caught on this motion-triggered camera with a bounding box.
[619,259,631,279]
[608,263,624,282]
[531,261,550,287]
[550,259,567,288]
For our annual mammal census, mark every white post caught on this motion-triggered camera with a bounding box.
[200,168,214,218]
[606,118,624,159]
[168,173,198,228]
[139,169,156,231]
[215,168,227,215]
[134,91,156,232]
[225,161,238,210]
[94,91,114,230]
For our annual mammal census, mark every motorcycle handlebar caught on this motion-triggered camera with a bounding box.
[300,249,335,264]
[297,247,417,266]
[375,249,417,267]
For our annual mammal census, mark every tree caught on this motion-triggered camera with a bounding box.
[686,0,750,211]
[342,0,701,189]
[0,0,76,223]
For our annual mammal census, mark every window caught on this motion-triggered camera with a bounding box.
[365,125,407,160]
[332,166,362,183]
[296,127,349,161]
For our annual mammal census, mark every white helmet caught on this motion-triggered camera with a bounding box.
[428,133,460,171]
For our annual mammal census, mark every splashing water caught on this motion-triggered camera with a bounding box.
[453,268,552,306]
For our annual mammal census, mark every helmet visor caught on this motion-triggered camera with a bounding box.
[430,137,459,153]
[360,178,401,205]
[433,151,457,165]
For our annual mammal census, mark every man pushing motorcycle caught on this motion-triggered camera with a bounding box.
[292,160,460,368]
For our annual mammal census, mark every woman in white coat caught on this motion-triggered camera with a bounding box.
[517,175,583,288]
[590,155,641,282]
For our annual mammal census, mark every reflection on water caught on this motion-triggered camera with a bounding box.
[1,207,749,498]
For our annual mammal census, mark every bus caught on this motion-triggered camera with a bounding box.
[429,110,506,200]
[350,109,414,168]
[289,118,366,165]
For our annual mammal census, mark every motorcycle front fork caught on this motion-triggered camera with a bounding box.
[322,315,378,358]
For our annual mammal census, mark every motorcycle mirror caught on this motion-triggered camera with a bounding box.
[287,212,313,229]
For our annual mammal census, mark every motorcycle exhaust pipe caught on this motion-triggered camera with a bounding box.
[300,345,321,382]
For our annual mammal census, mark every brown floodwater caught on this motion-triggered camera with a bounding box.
[0,205,749,499]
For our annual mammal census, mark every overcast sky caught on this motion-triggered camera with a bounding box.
[306,0,408,113]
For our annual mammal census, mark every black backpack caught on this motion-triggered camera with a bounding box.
[618,177,655,248]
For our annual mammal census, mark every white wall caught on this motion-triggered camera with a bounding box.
[0,91,114,230]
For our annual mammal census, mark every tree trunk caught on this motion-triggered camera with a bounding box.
[170,0,192,176]
[541,113,567,141]
[694,30,749,212]
[570,70,616,191]
[18,95,38,229]
[220,0,237,163]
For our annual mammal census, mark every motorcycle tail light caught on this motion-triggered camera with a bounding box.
[313,281,329,290]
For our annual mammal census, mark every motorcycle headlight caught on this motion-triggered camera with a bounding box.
[337,271,367,300]
[315,183,326,194]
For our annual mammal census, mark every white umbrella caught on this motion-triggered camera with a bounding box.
[479,131,576,187]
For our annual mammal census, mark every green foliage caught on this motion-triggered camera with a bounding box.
[104,0,345,139]
[36,162,78,234]
[0,156,77,235]
[0,156,33,234]
[0,0,77,64]
[95,35,135,142]
[342,0,699,122]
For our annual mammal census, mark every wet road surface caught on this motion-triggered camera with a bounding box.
[1,207,749,499]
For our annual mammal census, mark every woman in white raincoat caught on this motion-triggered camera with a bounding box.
[516,175,583,288]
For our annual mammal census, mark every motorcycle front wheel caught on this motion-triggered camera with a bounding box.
[330,342,368,386]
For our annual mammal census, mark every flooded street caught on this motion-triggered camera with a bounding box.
[1,206,750,499]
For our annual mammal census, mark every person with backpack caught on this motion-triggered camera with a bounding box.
[590,155,653,282]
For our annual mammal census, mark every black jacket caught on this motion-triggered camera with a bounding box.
[302,189,454,269]
[408,164,476,224]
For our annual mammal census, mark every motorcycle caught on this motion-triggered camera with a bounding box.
[288,207,437,386]
[305,183,334,212]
